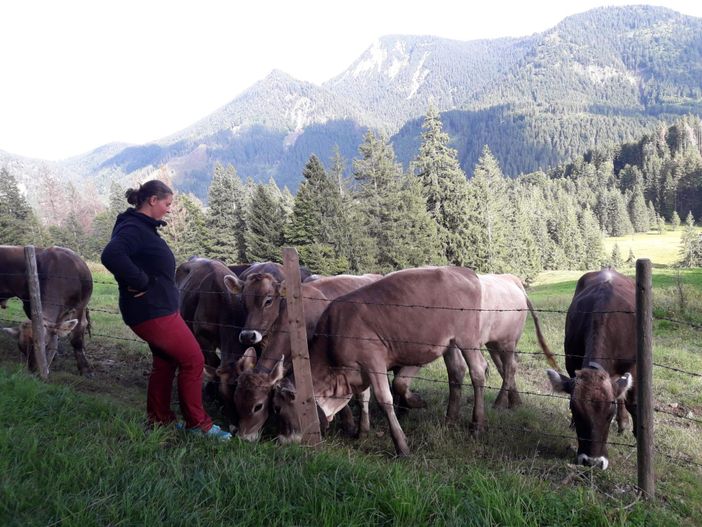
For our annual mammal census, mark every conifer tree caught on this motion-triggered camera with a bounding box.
[629,184,650,233]
[579,206,604,269]
[671,210,681,231]
[678,212,702,267]
[610,243,623,268]
[353,131,441,272]
[206,163,241,263]
[647,200,658,227]
[286,155,349,274]
[412,103,472,265]
[463,146,511,273]
[0,168,42,245]
[244,183,287,263]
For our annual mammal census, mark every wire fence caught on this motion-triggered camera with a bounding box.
[1,266,700,478]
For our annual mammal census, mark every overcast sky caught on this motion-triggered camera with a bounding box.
[1,0,700,161]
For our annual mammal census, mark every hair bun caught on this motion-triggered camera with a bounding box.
[125,187,140,205]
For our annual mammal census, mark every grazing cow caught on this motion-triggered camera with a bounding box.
[0,245,92,374]
[274,266,487,456]
[547,269,636,470]
[479,274,557,408]
[223,273,382,441]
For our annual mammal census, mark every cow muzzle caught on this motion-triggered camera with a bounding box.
[237,429,261,442]
[577,453,609,470]
[239,330,263,345]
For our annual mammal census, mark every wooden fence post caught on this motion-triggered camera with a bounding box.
[635,258,654,499]
[24,245,48,380]
[282,248,322,446]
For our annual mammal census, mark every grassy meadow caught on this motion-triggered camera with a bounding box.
[0,233,701,525]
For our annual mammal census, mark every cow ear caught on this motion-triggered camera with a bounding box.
[223,274,244,294]
[1,327,20,338]
[278,280,287,298]
[547,369,574,394]
[275,377,296,401]
[613,372,633,399]
[270,357,285,384]
[236,347,257,373]
[52,319,78,337]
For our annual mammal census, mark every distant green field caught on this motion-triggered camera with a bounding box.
[602,228,700,268]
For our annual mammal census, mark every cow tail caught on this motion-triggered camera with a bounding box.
[525,297,560,372]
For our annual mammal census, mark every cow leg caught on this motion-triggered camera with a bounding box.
[502,344,522,408]
[392,365,426,409]
[616,399,628,434]
[460,346,488,436]
[368,368,410,456]
[443,345,467,423]
[487,343,509,409]
[69,324,91,375]
[357,387,371,437]
[338,405,357,437]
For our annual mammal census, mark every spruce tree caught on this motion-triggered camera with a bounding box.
[610,243,623,268]
[206,163,241,263]
[412,103,472,265]
[353,131,441,272]
[671,210,681,231]
[678,212,702,267]
[0,168,41,245]
[629,184,650,233]
[244,183,287,263]
[463,146,511,273]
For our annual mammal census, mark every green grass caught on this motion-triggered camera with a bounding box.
[602,228,701,267]
[0,367,680,526]
[0,254,701,525]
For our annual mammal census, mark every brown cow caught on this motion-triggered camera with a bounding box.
[479,274,557,408]
[547,268,636,470]
[177,257,247,370]
[223,273,382,441]
[0,245,92,374]
[274,266,486,456]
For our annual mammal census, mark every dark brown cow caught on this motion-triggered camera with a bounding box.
[176,257,246,370]
[547,269,636,470]
[0,245,92,374]
[223,273,382,441]
[479,274,557,408]
[275,266,486,456]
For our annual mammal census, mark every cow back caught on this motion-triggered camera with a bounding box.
[565,269,636,376]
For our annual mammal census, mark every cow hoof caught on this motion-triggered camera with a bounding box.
[469,423,484,439]
[493,397,509,409]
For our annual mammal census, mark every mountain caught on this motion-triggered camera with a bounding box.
[3,5,702,200]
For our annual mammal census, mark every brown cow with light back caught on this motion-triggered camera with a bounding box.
[275,266,486,456]
[547,268,636,469]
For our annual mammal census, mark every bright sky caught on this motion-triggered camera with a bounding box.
[1,0,700,161]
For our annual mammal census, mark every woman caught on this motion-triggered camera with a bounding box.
[101,180,230,440]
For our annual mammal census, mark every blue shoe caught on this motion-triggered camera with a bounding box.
[202,424,232,441]
[180,423,231,441]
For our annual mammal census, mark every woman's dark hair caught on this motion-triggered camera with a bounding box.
[125,180,173,208]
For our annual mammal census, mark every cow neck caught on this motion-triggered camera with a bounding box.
[307,337,351,421]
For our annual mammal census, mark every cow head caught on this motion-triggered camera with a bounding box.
[272,376,302,444]
[2,318,78,353]
[232,347,285,441]
[224,273,286,347]
[547,368,633,469]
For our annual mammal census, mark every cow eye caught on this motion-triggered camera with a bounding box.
[253,403,264,413]
[263,297,273,307]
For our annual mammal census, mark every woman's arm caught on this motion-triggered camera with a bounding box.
[101,224,150,291]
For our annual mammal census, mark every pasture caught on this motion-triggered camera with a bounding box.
[1,259,701,525]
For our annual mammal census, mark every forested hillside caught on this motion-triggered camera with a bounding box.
[3,112,701,279]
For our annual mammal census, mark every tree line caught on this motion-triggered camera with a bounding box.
[2,109,701,279]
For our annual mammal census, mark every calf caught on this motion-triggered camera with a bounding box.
[547,269,636,469]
